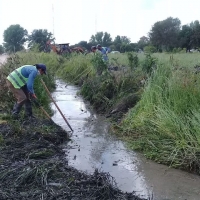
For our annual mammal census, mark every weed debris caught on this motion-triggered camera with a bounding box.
[0,118,148,200]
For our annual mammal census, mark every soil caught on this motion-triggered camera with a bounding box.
[0,116,148,200]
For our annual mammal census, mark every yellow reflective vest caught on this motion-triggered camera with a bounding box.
[7,66,29,89]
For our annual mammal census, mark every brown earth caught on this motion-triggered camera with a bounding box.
[0,115,148,200]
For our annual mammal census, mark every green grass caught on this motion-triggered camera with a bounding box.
[2,51,200,173]
[121,53,200,173]
[54,53,95,83]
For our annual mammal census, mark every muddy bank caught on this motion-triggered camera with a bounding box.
[0,116,147,200]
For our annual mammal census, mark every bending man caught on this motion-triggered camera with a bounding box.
[6,63,47,119]
[96,44,109,62]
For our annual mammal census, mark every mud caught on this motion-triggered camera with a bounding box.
[0,115,148,200]
[51,80,200,200]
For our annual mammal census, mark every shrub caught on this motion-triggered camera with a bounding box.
[144,45,157,53]
[127,52,139,70]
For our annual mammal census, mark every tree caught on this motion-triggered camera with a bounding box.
[102,32,112,46]
[137,36,150,50]
[190,20,200,49]
[89,31,112,46]
[28,29,54,51]
[144,45,157,53]
[113,36,122,51]
[113,35,131,52]
[119,44,133,53]
[3,24,27,52]
[149,17,181,51]
[120,43,126,53]
[178,25,193,52]
[124,44,132,52]
[0,45,5,54]
[130,43,139,52]
[77,41,90,50]
[89,32,103,45]
[113,35,121,45]
[120,36,131,44]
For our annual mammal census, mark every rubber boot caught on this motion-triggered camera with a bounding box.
[12,102,24,119]
[24,100,35,119]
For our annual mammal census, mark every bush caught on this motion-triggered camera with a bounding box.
[143,45,157,53]
[127,52,139,70]
[142,53,157,74]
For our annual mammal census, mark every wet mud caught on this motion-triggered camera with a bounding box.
[52,80,200,200]
[0,116,147,200]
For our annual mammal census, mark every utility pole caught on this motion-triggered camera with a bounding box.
[95,13,97,33]
[52,2,55,36]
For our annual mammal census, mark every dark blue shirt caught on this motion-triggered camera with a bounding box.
[21,65,38,94]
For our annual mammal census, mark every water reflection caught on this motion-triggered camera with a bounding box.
[51,80,200,200]
[51,80,150,198]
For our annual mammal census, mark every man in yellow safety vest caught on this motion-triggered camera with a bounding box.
[6,63,47,119]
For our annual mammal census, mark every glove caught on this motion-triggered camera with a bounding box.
[32,94,37,99]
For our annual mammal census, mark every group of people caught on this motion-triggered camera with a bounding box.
[91,44,110,62]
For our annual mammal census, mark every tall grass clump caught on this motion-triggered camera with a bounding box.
[80,73,118,112]
[141,53,157,74]
[121,58,200,173]
[55,53,95,85]
[91,53,109,75]
[127,52,139,70]
[79,53,116,111]
[79,53,145,113]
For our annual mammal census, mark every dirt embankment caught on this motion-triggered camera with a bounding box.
[0,117,147,200]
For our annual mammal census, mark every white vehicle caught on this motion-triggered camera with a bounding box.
[110,51,120,54]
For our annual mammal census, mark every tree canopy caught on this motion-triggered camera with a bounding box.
[3,24,27,52]
[112,35,131,51]
[4,16,200,54]
[149,17,181,51]
[76,41,92,50]
[0,45,5,54]
[137,36,149,50]
[190,20,200,49]
[28,29,54,51]
[178,25,193,51]
[89,31,112,46]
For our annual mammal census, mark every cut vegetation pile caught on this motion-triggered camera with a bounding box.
[0,118,147,200]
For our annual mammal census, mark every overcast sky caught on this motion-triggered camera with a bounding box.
[0,0,200,45]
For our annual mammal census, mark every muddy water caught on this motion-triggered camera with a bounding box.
[51,80,200,200]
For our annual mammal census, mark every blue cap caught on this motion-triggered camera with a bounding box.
[36,63,47,74]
